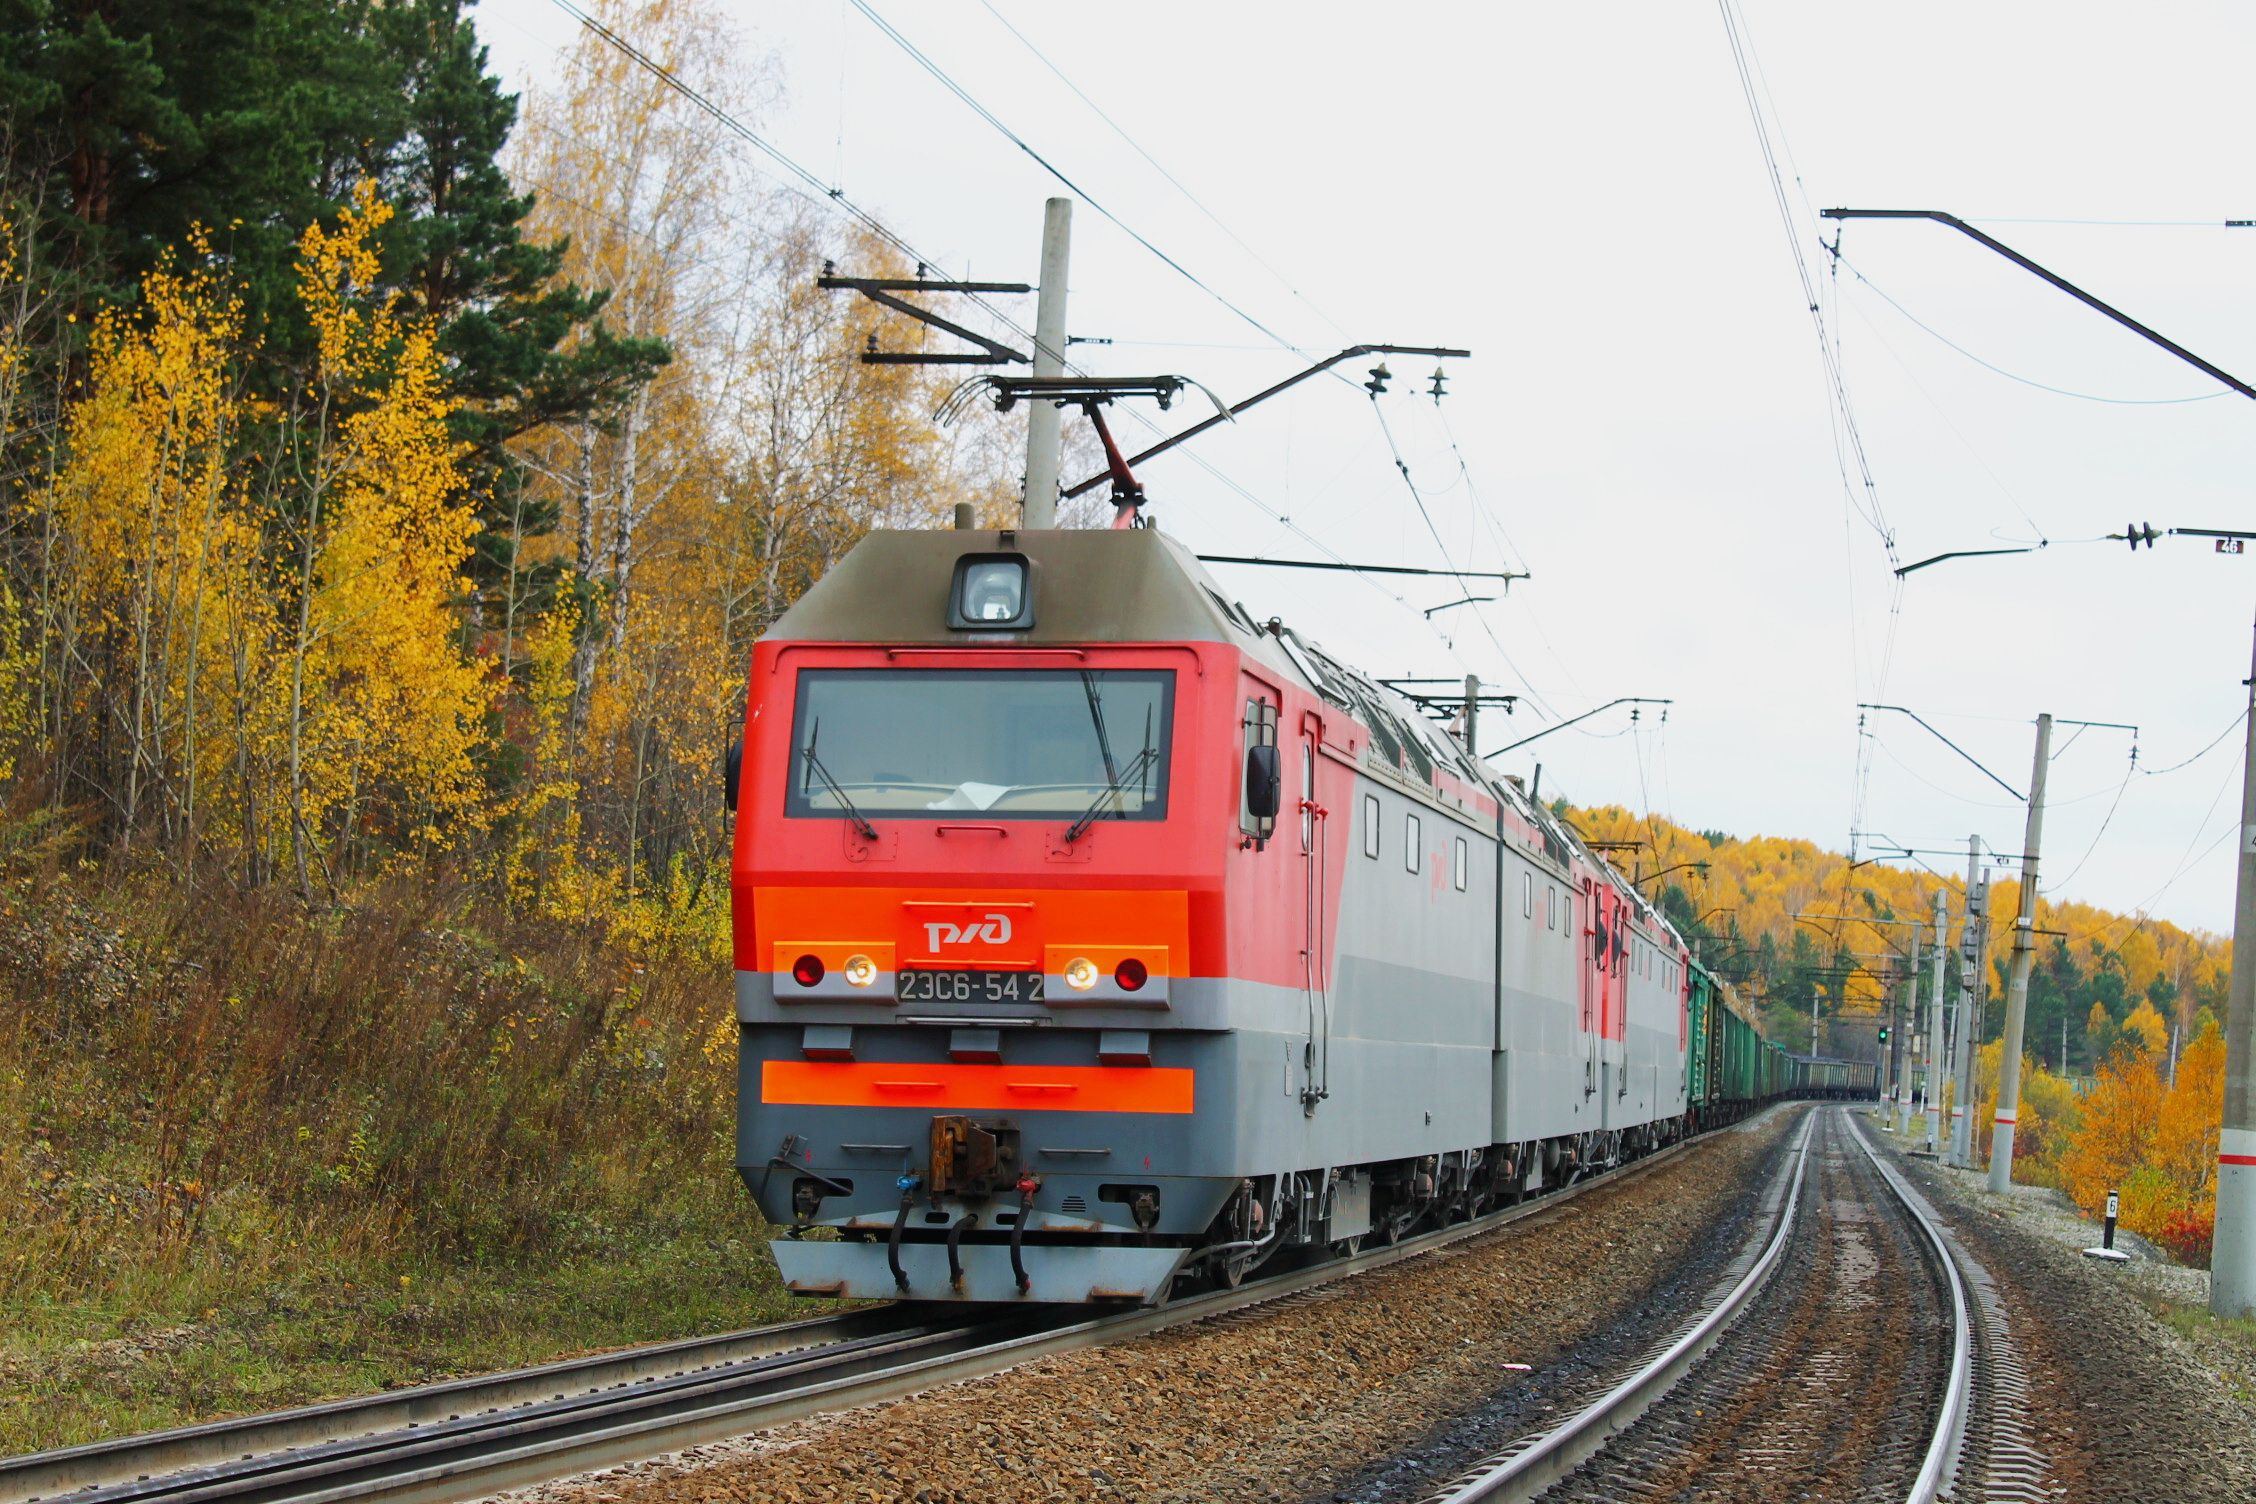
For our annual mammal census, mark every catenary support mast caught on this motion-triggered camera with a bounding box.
[1990,715,2053,1192]
[1022,197,1073,527]
[2211,611,2256,1318]
[1925,887,1947,1144]
[1951,839,1984,1166]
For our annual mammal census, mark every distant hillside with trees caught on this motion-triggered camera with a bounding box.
[1564,804,2232,1264]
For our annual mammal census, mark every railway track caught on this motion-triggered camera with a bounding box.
[1418,1107,2017,1504]
[4,1109,1766,1504]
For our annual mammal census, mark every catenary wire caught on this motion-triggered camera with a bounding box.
[848,1,1567,711]
[1836,254,2228,406]
[2050,754,2136,890]
[972,0,1353,344]
[848,0,1325,363]
[536,0,1500,681]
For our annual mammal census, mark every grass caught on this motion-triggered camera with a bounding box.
[0,1189,799,1450]
[0,859,796,1454]
[2144,1297,2256,1405]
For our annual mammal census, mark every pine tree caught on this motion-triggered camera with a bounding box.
[372,0,667,588]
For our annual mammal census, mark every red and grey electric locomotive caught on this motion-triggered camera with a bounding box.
[730,524,1846,1305]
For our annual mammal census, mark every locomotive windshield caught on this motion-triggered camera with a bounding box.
[787,668,1174,821]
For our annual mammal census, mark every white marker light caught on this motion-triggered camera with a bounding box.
[1064,956,1099,991]
[843,954,878,988]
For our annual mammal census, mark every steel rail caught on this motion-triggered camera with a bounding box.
[0,1304,955,1504]
[1429,1107,1974,1504]
[1430,1111,1819,1503]
[1845,1111,1975,1504]
[8,1110,1778,1504]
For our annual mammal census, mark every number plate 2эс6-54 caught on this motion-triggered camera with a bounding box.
[895,969,1046,1005]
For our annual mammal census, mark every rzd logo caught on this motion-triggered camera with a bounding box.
[924,913,1014,950]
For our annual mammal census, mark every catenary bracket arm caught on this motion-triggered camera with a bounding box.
[1821,208,2256,401]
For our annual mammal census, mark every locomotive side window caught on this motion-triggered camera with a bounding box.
[1454,837,1469,892]
[1363,795,1380,858]
[1521,871,1532,918]
[788,668,1174,821]
[1546,885,1557,930]
[1240,696,1280,841]
[1404,812,1421,873]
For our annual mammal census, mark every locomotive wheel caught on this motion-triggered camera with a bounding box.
[1332,1235,1364,1258]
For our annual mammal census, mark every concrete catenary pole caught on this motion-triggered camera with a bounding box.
[1951,838,1984,1166]
[1898,931,1919,1126]
[1989,713,2053,1193]
[2210,611,2256,1319]
[1877,964,1895,1113]
[1925,886,1947,1143]
[1021,197,1073,529]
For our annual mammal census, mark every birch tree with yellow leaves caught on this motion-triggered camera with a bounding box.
[278,182,491,890]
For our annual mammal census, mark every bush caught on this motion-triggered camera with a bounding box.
[0,862,742,1303]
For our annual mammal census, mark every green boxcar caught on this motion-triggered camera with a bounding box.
[1684,957,1876,1118]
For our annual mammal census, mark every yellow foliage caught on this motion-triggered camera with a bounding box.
[285,181,491,866]
[2059,1021,2221,1262]
[37,234,258,838]
[0,585,30,782]
[2122,998,2169,1056]
[23,185,490,878]
[2154,1018,2226,1211]
[497,593,586,904]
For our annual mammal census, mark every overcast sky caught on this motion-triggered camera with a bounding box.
[484,1,2254,934]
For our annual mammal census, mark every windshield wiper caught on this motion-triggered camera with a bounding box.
[800,721,879,841]
[1064,707,1157,843]
[1080,670,1121,787]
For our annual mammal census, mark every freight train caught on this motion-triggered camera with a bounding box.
[729,525,1875,1305]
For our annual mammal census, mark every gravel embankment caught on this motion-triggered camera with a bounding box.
[499,1110,1801,1504]
[1876,1122,2256,1504]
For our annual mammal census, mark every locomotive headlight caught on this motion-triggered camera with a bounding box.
[947,553,1034,630]
[1064,956,1100,991]
[843,953,878,988]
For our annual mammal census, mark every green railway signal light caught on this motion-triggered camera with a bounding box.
[1879,1026,1890,1043]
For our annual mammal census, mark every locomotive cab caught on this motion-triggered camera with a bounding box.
[733,527,1266,1303]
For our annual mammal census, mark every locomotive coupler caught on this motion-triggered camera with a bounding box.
[928,1114,1023,1199]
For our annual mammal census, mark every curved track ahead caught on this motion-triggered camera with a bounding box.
[1424,1108,1980,1504]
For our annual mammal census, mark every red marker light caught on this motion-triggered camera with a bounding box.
[791,954,826,988]
[1114,958,1148,992]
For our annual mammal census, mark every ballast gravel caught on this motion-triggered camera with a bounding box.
[498,1111,1797,1504]
[1879,1126,2256,1504]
